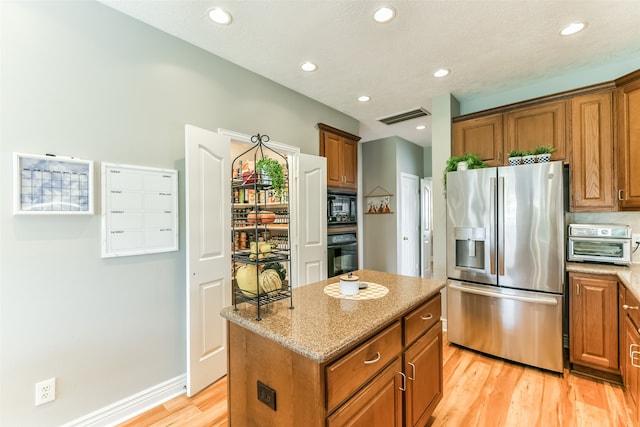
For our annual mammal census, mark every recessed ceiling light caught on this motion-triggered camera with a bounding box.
[358,95,371,102]
[373,7,396,23]
[560,21,586,36]
[416,125,426,130]
[300,61,317,72]
[208,8,232,25]
[433,68,450,78]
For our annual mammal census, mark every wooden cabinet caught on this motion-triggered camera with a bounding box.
[622,287,640,424]
[615,69,640,210]
[451,100,567,167]
[319,123,360,191]
[326,322,402,411]
[330,295,443,427]
[327,359,403,427]
[505,99,567,163]
[569,272,619,377]
[570,91,615,211]
[227,290,443,426]
[403,320,443,427]
[452,114,504,166]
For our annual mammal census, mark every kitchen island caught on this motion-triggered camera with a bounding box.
[220,269,446,426]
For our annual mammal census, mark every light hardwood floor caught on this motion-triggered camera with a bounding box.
[120,336,635,426]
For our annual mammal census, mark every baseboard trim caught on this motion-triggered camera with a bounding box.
[62,374,186,427]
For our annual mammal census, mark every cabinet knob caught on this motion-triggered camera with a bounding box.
[420,313,433,321]
[619,190,624,201]
[623,304,640,310]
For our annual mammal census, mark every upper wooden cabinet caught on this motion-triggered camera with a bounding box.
[505,100,567,163]
[452,114,504,166]
[616,70,640,210]
[570,91,615,211]
[452,100,567,167]
[319,123,361,192]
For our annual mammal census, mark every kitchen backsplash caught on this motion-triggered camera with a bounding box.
[566,211,640,264]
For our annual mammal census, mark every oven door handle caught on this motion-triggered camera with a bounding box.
[328,243,358,249]
[569,236,631,244]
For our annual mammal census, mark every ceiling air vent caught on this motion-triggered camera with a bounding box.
[378,107,431,125]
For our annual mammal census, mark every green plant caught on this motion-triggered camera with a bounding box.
[522,150,536,157]
[508,150,522,157]
[443,153,486,194]
[533,145,555,155]
[256,157,285,197]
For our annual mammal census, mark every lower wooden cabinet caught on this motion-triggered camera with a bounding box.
[327,359,403,427]
[622,287,640,424]
[569,272,619,376]
[329,294,443,427]
[227,293,444,426]
[403,322,443,427]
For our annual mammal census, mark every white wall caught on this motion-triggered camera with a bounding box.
[0,2,357,425]
[361,136,423,274]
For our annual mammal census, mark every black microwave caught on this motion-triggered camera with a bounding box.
[328,192,357,225]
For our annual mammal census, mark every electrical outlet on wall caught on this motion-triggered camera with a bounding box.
[35,378,56,406]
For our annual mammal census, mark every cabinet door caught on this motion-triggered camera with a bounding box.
[506,100,567,162]
[620,286,627,380]
[624,316,640,422]
[452,114,504,166]
[342,137,358,191]
[570,91,615,211]
[323,131,346,188]
[327,359,403,427]
[319,123,361,191]
[569,274,619,372]
[404,323,443,427]
[616,78,640,210]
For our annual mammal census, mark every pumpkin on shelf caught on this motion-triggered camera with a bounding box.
[259,269,282,295]
[236,264,259,297]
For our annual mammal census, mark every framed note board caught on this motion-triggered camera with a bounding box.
[13,152,94,214]
[101,163,178,258]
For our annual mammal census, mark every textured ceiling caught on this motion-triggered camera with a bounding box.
[98,0,640,146]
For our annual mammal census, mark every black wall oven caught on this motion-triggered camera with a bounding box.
[327,233,358,278]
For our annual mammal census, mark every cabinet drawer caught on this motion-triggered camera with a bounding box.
[625,288,640,330]
[404,294,441,346]
[326,321,402,412]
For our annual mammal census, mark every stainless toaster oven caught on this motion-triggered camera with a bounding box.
[567,223,632,266]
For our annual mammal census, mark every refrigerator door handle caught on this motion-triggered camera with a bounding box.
[490,177,496,275]
[448,282,559,306]
[498,177,505,276]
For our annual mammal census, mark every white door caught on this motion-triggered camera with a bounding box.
[399,173,420,277]
[185,125,231,396]
[421,178,433,278]
[295,153,327,285]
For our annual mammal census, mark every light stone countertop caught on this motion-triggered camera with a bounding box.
[220,269,446,363]
[566,262,640,301]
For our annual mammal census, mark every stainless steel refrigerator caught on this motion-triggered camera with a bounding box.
[446,161,565,373]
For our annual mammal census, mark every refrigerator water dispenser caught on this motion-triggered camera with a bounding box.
[454,227,485,269]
